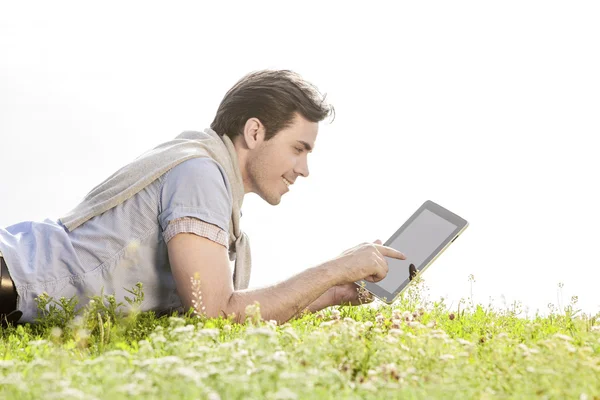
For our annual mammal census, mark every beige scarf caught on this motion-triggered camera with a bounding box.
[59,128,251,290]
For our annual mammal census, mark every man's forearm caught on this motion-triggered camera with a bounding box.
[305,289,335,313]
[225,262,339,324]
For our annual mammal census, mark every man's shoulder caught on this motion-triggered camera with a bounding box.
[158,156,234,234]
[165,157,230,188]
[160,157,233,206]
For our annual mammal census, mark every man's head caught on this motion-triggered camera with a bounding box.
[211,70,334,205]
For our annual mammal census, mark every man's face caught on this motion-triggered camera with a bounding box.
[246,114,318,205]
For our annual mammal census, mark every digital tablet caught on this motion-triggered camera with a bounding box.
[356,200,468,304]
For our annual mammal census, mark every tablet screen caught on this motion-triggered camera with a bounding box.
[377,209,458,293]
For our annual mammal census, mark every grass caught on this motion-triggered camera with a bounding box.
[1,278,599,400]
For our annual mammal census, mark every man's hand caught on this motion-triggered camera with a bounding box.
[328,282,374,306]
[328,239,405,285]
[305,282,374,313]
[306,238,388,313]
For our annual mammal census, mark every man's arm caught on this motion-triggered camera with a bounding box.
[167,232,340,325]
[227,266,338,324]
[305,290,335,314]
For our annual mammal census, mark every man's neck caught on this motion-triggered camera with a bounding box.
[232,138,252,195]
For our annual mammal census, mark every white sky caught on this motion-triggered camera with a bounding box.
[1,1,599,317]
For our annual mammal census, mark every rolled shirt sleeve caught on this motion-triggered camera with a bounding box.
[163,217,229,248]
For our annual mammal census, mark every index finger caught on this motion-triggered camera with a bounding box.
[375,245,406,260]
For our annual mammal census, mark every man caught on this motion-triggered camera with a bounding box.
[0,70,406,326]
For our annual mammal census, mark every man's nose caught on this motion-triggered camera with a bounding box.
[295,157,310,178]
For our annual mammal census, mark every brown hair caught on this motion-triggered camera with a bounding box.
[210,70,335,141]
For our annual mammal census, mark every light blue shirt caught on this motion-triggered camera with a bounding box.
[0,158,233,323]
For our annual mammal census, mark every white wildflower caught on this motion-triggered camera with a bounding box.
[273,387,298,400]
[152,356,184,366]
[172,325,195,335]
[343,317,355,324]
[208,392,221,400]
[50,327,62,339]
[554,333,573,342]
[28,339,48,347]
[168,316,186,327]
[197,328,220,338]
[120,239,141,268]
[518,343,530,352]
[126,239,140,252]
[222,324,232,333]
[138,339,153,351]
[320,320,338,328]
[526,366,535,373]
[439,354,455,361]
[361,380,378,391]
[104,350,131,358]
[430,332,448,340]
[266,319,278,325]
[245,302,263,322]
[246,327,276,337]
[29,359,50,368]
[82,357,106,366]
[388,328,403,336]
[149,333,167,344]
[282,327,299,341]
[176,367,202,382]
[457,338,473,346]
[380,363,398,375]
[273,350,287,363]
[132,372,148,381]
[234,349,249,359]
[76,328,90,340]
[590,325,600,332]
[40,372,60,380]
[363,321,374,329]
[402,311,412,321]
[116,383,144,396]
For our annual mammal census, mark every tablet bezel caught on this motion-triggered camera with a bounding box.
[356,200,468,304]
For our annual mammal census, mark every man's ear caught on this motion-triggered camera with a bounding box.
[242,118,265,150]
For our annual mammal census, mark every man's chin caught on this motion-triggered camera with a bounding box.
[267,195,282,206]
[258,191,282,206]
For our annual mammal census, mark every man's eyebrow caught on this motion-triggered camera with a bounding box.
[296,140,313,153]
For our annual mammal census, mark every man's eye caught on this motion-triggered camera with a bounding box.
[295,147,303,153]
